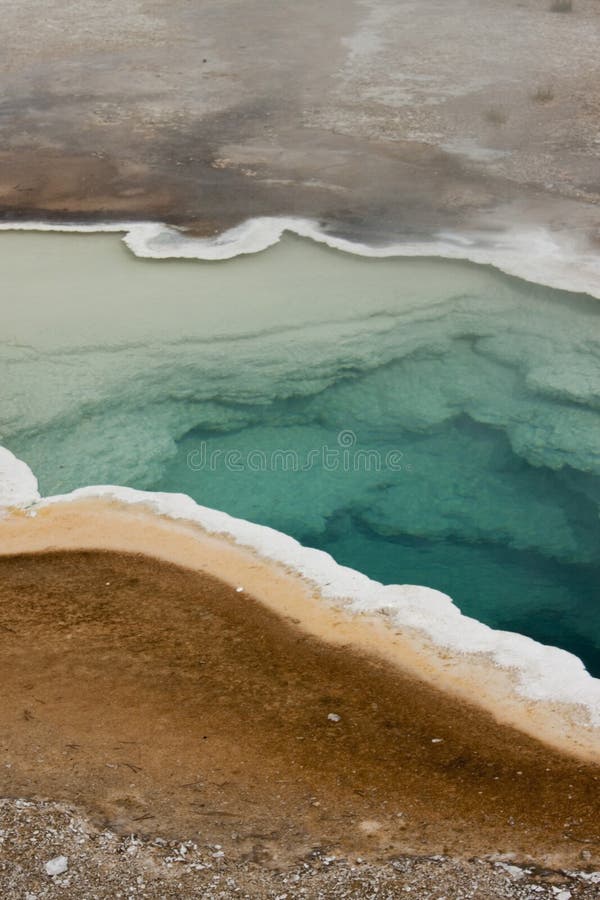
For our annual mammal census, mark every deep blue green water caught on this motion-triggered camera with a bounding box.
[156,406,600,676]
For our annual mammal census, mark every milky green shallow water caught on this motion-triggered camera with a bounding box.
[1,231,599,672]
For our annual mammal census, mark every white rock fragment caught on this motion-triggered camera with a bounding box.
[358,820,382,834]
[327,713,341,723]
[496,862,525,879]
[553,891,572,900]
[45,855,68,876]
[0,446,40,509]
[235,586,244,592]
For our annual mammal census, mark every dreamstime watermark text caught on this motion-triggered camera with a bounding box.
[187,430,409,474]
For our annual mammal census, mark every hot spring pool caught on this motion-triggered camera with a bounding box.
[1,229,599,672]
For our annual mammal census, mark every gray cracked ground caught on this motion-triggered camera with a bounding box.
[1,0,600,241]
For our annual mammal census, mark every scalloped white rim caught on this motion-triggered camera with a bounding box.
[0,215,599,298]
[1,446,599,728]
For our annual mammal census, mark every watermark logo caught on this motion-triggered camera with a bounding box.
[186,429,408,473]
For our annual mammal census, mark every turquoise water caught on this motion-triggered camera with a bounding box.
[1,233,599,673]
[156,399,600,675]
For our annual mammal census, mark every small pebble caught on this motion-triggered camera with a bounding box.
[45,855,68,876]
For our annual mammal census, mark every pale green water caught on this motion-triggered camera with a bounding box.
[1,231,599,671]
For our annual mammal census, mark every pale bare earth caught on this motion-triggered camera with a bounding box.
[1,800,600,900]
[0,0,599,244]
[2,800,599,900]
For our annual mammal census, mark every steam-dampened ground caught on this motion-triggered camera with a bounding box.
[1,0,600,240]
